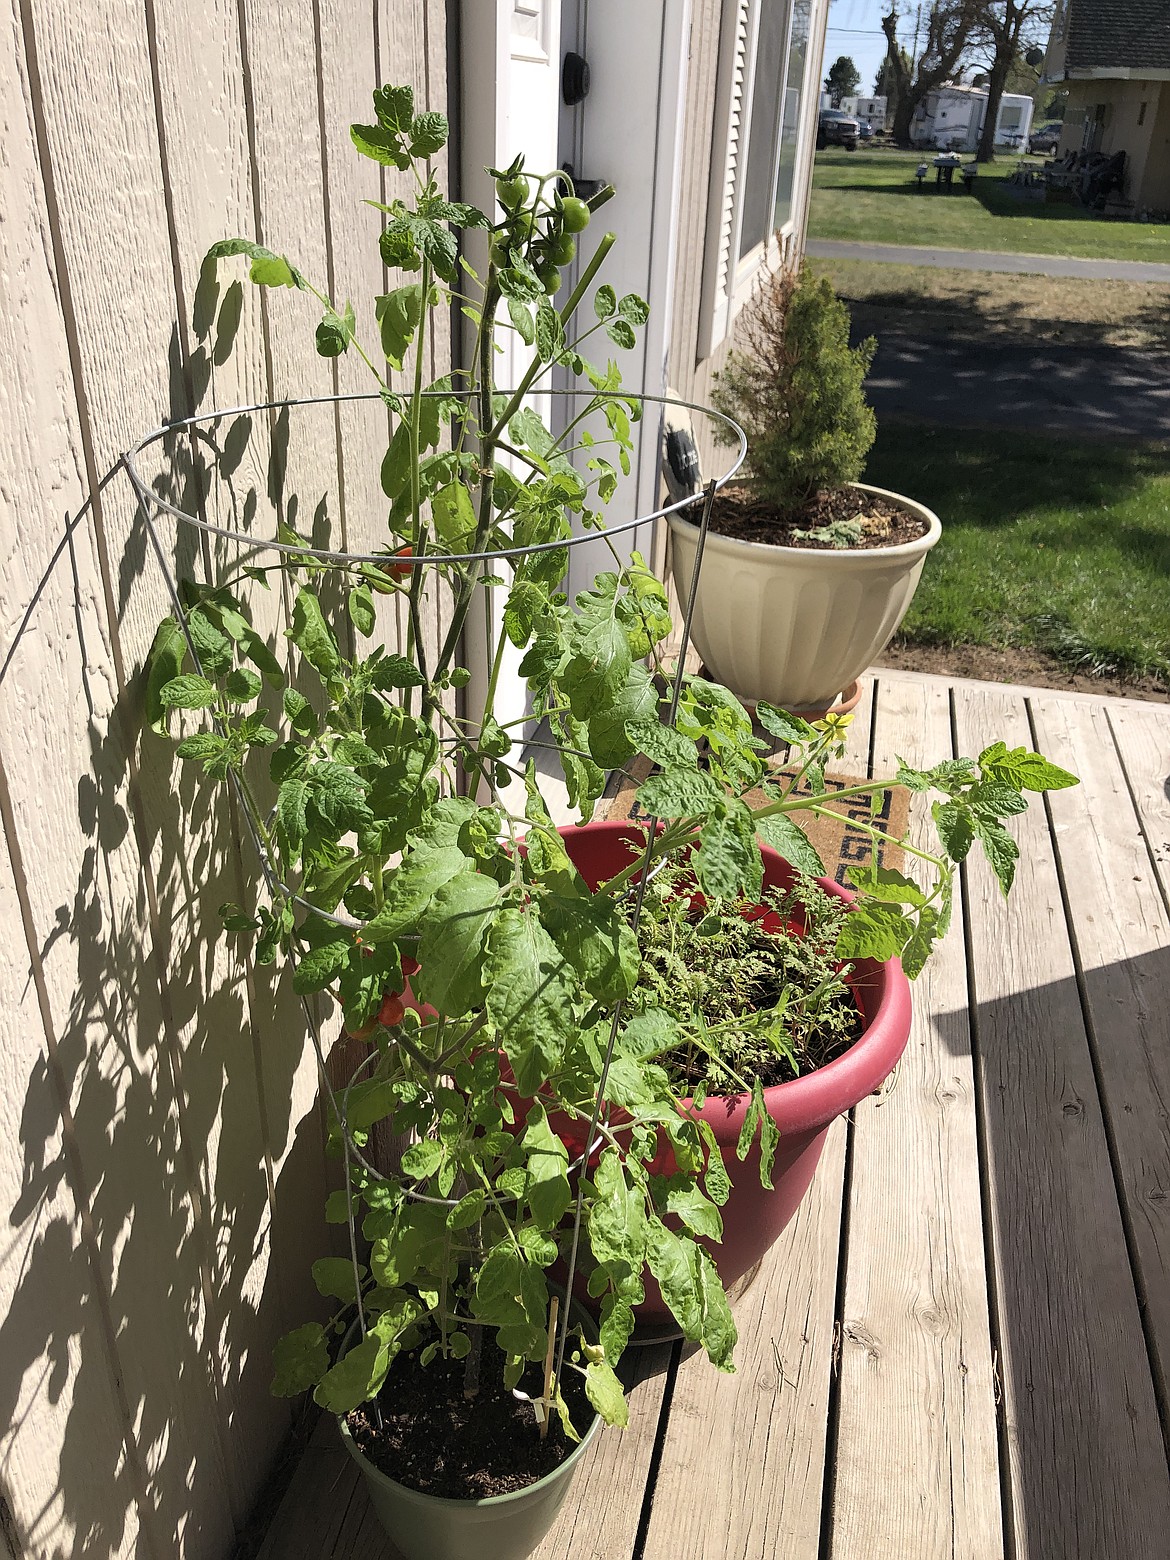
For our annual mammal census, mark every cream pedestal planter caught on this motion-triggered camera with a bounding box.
[668,481,941,710]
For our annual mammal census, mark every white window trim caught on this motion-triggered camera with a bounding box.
[698,0,817,361]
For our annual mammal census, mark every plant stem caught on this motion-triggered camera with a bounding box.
[408,257,433,707]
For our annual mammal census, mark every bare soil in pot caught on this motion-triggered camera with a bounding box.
[703,483,929,550]
[347,1341,594,1500]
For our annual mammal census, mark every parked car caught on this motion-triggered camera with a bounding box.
[1029,122,1063,154]
[818,109,860,151]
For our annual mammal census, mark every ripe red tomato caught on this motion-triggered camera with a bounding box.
[391,545,413,579]
[378,991,405,1027]
[401,953,421,978]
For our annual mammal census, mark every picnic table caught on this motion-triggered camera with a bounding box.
[915,154,977,191]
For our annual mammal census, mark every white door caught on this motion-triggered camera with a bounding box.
[458,0,691,768]
[558,0,692,598]
[459,1,565,752]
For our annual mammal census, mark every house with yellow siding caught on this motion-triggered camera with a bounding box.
[1044,0,1170,213]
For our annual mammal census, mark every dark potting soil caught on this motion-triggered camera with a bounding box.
[704,484,928,550]
[346,1335,593,1500]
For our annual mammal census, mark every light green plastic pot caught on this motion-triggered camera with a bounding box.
[338,1409,601,1560]
[335,1310,603,1560]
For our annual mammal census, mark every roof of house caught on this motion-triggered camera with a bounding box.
[1065,0,1170,74]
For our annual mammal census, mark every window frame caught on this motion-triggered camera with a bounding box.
[698,0,819,361]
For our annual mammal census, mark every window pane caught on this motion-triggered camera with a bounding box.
[773,0,812,231]
[738,1,790,258]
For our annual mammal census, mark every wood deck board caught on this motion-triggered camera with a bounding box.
[953,683,1170,1559]
[257,674,1170,1560]
[640,686,879,1560]
[255,1416,361,1560]
[829,674,1003,1560]
[1028,694,1170,1409]
[640,1120,849,1560]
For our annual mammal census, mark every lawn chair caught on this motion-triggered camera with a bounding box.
[1081,149,1125,208]
[1044,148,1080,197]
[914,162,928,186]
[961,163,978,192]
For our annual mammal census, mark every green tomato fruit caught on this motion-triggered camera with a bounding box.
[489,234,512,268]
[495,173,529,211]
[538,263,562,295]
[509,210,536,246]
[559,196,591,233]
[546,232,576,266]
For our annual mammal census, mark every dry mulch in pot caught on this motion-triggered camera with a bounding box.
[702,484,929,550]
[347,1333,593,1499]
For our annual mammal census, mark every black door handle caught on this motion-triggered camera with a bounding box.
[560,161,610,203]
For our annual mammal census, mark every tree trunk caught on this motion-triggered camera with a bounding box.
[892,94,916,147]
[977,60,1011,161]
[882,9,915,145]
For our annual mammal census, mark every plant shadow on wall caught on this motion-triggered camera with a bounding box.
[0,363,334,1558]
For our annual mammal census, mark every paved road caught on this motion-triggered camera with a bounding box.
[810,237,1170,285]
[862,334,1170,439]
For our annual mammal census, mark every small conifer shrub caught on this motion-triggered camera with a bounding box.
[712,261,876,512]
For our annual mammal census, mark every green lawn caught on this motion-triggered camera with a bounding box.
[810,148,1170,264]
[863,423,1170,683]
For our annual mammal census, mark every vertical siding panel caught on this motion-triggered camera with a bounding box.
[0,739,146,1560]
[233,0,345,1366]
[377,0,454,680]
[316,0,388,559]
[0,19,147,1551]
[146,0,307,1493]
[1,2,434,1556]
[17,0,245,1549]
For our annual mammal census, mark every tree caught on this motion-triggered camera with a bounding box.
[711,263,876,512]
[973,1,1054,162]
[874,48,911,127]
[881,4,980,147]
[1038,84,1067,120]
[825,55,861,106]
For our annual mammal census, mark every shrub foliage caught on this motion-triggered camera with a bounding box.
[713,261,877,511]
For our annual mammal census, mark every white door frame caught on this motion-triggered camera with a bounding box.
[558,0,693,594]
[458,0,565,754]
[457,0,692,772]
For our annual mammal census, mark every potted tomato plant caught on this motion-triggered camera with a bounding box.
[669,260,940,713]
[145,84,1074,1560]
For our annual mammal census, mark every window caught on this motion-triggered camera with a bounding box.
[699,0,817,358]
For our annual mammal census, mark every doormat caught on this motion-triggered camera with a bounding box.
[605,754,908,886]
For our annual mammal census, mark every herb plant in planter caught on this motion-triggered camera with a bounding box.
[669,260,942,712]
[142,85,1075,1560]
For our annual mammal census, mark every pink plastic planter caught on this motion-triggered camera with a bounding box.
[557,819,913,1322]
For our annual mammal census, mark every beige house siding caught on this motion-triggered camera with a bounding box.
[0,4,445,1558]
[1144,87,1170,207]
[667,0,831,471]
[1059,77,1168,208]
[0,3,835,1555]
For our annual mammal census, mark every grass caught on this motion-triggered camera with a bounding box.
[863,422,1170,683]
[809,148,1170,264]
[811,256,1170,350]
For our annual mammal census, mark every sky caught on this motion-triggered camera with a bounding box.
[823,0,897,98]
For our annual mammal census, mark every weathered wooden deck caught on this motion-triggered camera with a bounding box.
[259,669,1170,1560]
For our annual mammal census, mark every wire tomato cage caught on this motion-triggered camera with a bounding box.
[118,386,747,1386]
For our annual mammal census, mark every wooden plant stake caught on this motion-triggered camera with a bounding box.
[540,1296,560,1439]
